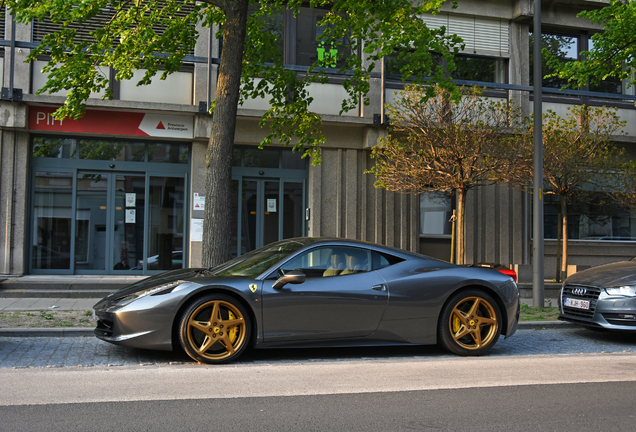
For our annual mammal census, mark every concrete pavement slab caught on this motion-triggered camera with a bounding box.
[0,298,19,309]
[0,298,98,311]
[4,298,40,310]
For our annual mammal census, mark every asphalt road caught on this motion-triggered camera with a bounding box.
[3,326,636,431]
[2,353,636,431]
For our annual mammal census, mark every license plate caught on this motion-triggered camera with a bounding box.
[564,297,590,310]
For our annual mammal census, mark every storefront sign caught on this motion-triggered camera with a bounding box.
[125,193,136,207]
[191,219,203,242]
[193,193,205,210]
[29,107,194,139]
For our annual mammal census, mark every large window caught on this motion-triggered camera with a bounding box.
[529,31,624,94]
[248,4,353,69]
[420,192,453,236]
[543,194,636,241]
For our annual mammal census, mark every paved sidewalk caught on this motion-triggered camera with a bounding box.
[0,297,98,311]
[0,297,571,339]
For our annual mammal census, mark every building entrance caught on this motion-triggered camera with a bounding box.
[29,136,190,275]
[231,146,308,256]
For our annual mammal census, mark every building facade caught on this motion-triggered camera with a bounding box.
[0,0,634,281]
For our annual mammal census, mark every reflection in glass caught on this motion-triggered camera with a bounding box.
[244,148,279,168]
[263,181,280,245]
[451,56,505,83]
[148,177,185,271]
[75,173,108,270]
[33,137,76,159]
[113,175,145,271]
[148,143,189,164]
[588,39,622,94]
[281,149,307,170]
[543,194,636,240]
[420,192,453,235]
[529,33,578,89]
[283,182,303,238]
[79,140,128,160]
[248,4,284,63]
[296,7,351,68]
[32,172,73,270]
[241,180,258,253]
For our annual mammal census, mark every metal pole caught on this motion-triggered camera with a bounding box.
[533,0,545,307]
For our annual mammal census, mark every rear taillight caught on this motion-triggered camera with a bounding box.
[497,269,517,282]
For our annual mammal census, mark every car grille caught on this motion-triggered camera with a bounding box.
[561,284,601,321]
[95,319,114,337]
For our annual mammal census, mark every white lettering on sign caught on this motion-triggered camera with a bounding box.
[36,111,63,126]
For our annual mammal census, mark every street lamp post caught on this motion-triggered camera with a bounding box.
[533,0,545,307]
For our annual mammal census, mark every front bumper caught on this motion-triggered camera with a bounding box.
[559,284,636,330]
[93,295,181,351]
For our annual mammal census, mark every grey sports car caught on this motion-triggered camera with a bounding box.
[560,257,636,330]
[93,237,520,364]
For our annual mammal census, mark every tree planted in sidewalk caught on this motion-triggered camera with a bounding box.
[5,0,464,266]
[367,85,526,264]
[511,105,635,282]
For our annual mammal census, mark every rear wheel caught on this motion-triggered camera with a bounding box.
[179,294,250,364]
[438,289,502,356]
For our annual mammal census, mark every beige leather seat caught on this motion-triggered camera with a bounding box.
[323,253,345,277]
[340,254,360,275]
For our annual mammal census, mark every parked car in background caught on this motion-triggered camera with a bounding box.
[560,258,636,330]
[131,251,183,271]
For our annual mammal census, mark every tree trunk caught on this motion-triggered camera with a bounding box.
[556,212,562,283]
[456,189,467,265]
[202,0,249,267]
[560,196,568,280]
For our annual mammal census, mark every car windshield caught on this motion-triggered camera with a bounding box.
[210,240,305,278]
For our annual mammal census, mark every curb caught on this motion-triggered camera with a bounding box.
[0,328,94,337]
[0,321,574,338]
[517,321,574,329]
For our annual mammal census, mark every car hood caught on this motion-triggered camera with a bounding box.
[565,261,636,287]
[102,268,211,301]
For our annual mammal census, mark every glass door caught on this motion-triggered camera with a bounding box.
[112,174,146,272]
[75,172,109,272]
[234,178,305,255]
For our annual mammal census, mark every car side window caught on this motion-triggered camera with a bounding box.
[371,250,404,270]
[279,246,372,278]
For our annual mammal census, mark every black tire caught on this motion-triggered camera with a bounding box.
[179,293,251,364]
[438,289,502,356]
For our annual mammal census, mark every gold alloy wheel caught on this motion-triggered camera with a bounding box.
[186,299,247,361]
[448,296,498,350]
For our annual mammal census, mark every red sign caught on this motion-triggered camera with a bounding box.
[30,107,149,136]
[29,107,194,139]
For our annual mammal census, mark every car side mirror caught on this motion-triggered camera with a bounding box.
[272,270,306,290]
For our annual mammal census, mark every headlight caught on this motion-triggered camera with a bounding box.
[116,280,185,307]
[605,285,636,297]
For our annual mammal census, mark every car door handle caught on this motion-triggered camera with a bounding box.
[372,284,386,292]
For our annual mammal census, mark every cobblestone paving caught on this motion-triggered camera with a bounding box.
[2,326,636,369]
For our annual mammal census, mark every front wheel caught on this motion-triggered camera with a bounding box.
[438,289,502,356]
[179,294,251,364]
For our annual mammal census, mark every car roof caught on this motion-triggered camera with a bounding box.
[280,237,443,262]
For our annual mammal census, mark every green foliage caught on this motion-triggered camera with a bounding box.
[6,0,463,162]
[544,0,636,92]
[514,105,632,202]
[368,84,525,195]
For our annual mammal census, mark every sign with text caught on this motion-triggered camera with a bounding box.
[29,107,193,139]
